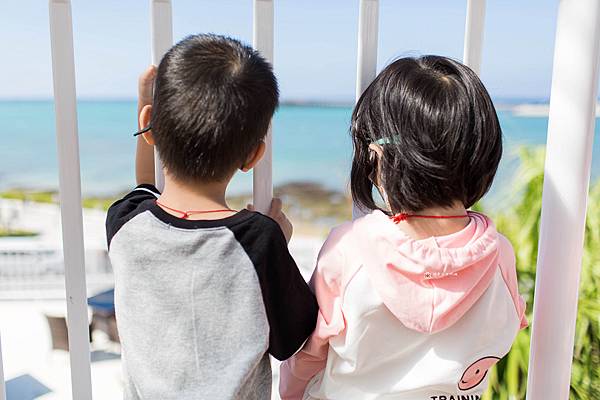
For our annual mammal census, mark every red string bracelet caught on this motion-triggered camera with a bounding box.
[156,200,237,219]
[391,212,469,224]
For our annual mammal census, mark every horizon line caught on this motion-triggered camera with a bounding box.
[0,96,553,105]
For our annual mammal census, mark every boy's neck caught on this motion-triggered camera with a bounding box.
[157,174,236,220]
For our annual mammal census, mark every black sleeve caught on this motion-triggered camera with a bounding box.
[105,184,160,248]
[230,214,319,361]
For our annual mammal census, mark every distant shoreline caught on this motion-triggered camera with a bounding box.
[5,97,591,118]
[0,98,356,107]
[0,181,353,237]
[0,97,554,110]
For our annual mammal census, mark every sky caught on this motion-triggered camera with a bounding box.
[0,0,560,102]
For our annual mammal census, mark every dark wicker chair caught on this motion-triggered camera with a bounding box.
[45,314,93,351]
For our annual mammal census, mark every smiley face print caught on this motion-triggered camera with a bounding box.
[458,356,501,391]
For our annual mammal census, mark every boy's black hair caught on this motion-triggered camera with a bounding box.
[350,55,503,213]
[151,34,278,182]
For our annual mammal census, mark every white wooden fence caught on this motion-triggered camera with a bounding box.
[352,0,379,219]
[252,0,275,214]
[48,0,93,398]
[0,333,4,400]
[150,0,173,192]
[0,0,597,398]
[526,0,600,398]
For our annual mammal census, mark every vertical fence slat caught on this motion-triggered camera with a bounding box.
[48,1,93,399]
[150,0,173,192]
[526,0,600,398]
[462,0,486,75]
[0,333,5,400]
[252,0,274,214]
[352,0,379,219]
[355,0,379,101]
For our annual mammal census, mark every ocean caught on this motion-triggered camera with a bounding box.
[1,100,599,206]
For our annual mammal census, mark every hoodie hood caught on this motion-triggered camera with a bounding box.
[355,210,500,334]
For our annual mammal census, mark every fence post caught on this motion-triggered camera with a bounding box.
[462,0,486,75]
[48,0,93,399]
[0,333,5,400]
[252,0,274,214]
[352,0,379,219]
[150,0,173,191]
[526,0,600,398]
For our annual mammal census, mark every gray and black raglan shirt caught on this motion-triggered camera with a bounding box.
[106,184,318,400]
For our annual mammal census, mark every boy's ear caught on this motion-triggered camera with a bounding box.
[139,104,155,145]
[241,141,266,172]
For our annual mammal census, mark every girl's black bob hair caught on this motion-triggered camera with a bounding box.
[350,55,502,214]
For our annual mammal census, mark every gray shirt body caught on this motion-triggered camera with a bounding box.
[106,185,318,400]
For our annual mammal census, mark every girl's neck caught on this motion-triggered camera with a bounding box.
[393,202,470,240]
[158,175,235,220]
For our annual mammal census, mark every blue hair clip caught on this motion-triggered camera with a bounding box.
[373,137,393,145]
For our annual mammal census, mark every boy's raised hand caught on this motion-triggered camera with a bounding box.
[138,65,157,107]
[135,65,157,186]
[247,198,293,244]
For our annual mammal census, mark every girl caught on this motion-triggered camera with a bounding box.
[279,56,527,400]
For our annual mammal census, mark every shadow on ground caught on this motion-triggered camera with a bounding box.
[91,349,120,363]
[6,374,51,400]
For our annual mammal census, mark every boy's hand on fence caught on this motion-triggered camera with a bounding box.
[138,65,157,106]
[247,198,293,244]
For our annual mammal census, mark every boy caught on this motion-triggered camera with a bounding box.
[106,34,318,400]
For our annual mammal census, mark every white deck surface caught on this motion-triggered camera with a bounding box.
[1,300,124,400]
[0,234,320,400]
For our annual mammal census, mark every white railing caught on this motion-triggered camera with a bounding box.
[48,1,93,399]
[0,333,5,400]
[253,0,275,214]
[0,0,592,398]
[355,0,379,102]
[527,0,600,398]
[352,0,380,219]
[463,0,486,76]
[150,0,173,192]
[0,247,112,299]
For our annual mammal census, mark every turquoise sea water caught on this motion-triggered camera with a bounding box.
[1,100,599,205]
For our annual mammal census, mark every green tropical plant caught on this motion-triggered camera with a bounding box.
[483,147,600,399]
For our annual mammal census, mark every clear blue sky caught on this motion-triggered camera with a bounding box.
[0,0,559,102]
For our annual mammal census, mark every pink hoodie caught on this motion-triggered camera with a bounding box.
[280,210,527,400]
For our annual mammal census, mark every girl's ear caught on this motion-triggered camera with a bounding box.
[139,104,154,145]
[368,143,384,186]
[368,143,384,158]
[368,143,393,210]
[241,140,266,172]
